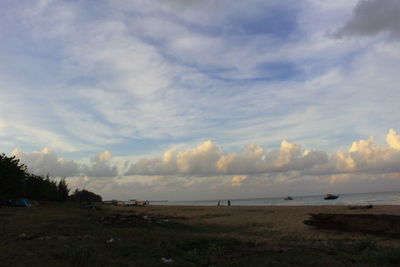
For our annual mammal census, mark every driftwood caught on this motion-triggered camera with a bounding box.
[304,213,400,238]
[348,205,373,210]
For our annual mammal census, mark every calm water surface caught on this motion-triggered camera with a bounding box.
[153,191,400,206]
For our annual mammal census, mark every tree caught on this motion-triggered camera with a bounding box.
[57,177,70,201]
[25,174,47,200]
[0,154,27,200]
[25,174,59,201]
[1,153,71,202]
[0,152,100,204]
[43,174,59,201]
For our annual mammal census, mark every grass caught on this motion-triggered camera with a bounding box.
[1,204,400,266]
[325,237,400,265]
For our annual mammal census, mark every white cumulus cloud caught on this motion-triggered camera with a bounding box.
[81,151,118,178]
[12,147,80,177]
[126,141,221,176]
[387,128,400,150]
[12,148,118,178]
[126,129,400,177]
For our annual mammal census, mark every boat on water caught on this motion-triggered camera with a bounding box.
[284,196,293,200]
[324,194,339,200]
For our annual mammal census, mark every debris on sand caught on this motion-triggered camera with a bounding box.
[18,233,27,239]
[106,237,115,243]
[161,257,174,263]
[304,213,400,238]
[16,233,71,241]
[106,237,121,243]
[100,214,148,226]
[348,205,373,210]
[100,213,187,226]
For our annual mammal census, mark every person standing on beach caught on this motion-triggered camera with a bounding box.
[228,200,231,206]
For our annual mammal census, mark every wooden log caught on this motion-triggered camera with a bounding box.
[348,205,373,210]
[304,213,400,238]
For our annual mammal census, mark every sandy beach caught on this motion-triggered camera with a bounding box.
[128,205,400,245]
[145,205,400,237]
[2,204,400,266]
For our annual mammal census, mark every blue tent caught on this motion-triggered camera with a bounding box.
[11,198,32,207]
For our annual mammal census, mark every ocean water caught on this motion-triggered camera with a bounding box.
[154,191,400,206]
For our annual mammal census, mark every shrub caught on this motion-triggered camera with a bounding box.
[69,189,102,203]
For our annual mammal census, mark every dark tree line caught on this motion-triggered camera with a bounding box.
[0,154,69,201]
[0,153,102,203]
[25,174,69,201]
[0,154,26,200]
[0,153,70,201]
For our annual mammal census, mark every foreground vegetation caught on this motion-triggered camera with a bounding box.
[0,153,69,202]
[0,153,102,205]
[1,204,400,266]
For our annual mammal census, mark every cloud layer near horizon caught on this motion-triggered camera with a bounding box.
[12,148,117,178]
[126,129,400,177]
[11,129,400,179]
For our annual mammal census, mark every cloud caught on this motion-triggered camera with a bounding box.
[335,0,400,39]
[9,127,400,184]
[126,141,221,176]
[215,141,328,174]
[2,1,400,190]
[387,128,400,150]
[346,133,400,173]
[126,129,400,177]
[12,148,118,178]
[1,0,398,157]
[12,147,80,177]
[9,130,400,201]
[231,175,248,187]
[81,151,118,178]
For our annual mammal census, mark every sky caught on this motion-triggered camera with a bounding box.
[1,0,400,201]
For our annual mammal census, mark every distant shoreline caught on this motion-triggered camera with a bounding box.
[152,191,400,206]
[161,190,400,203]
[149,204,400,208]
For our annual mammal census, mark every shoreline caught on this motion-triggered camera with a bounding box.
[150,203,400,207]
[148,191,400,206]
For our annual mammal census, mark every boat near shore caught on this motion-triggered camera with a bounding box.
[324,194,339,200]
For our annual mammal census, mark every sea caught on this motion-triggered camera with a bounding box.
[151,191,400,206]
